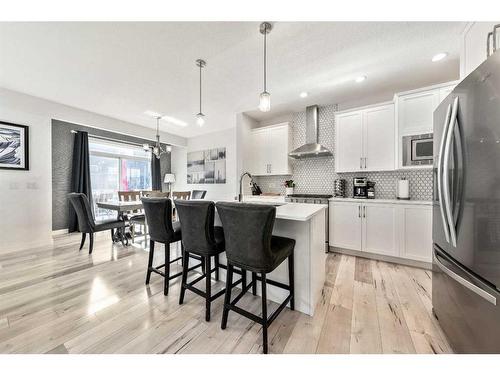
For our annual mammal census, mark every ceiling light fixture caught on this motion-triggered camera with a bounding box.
[259,22,272,112]
[195,59,206,127]
[355,75,367,83]
[432,52,448,62]
[143,112,172,159]
[300,92,309,98]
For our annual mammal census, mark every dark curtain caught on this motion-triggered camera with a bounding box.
[69,131,92,232]
[151,155,162,191]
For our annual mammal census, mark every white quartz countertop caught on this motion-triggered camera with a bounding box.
[274,203,326,221]
[219,199,326,221]
[329,197,432,206]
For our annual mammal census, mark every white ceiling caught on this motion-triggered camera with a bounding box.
[0,22,465,138]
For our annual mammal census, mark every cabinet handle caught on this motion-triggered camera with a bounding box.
[360,157,362,169]
[269,164,272,174]
[363,206,366,218]
[364,157,367,169]
[358,205,361,218]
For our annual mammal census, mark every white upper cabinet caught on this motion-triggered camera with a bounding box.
[335,103,395,173]
[363,105,395,172]
[396,90,440,135]
[248,123,292,176]
[335,111,364,172]
[461,22,500,79]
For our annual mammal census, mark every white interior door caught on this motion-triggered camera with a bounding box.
[363,104,395,171]
[335,112,363,172]
[329,202,362,251]
[362,203,399,257]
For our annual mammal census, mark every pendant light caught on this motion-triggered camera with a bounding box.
[195,59,206,126]
[259,22,272,112]
[142,116,170,159]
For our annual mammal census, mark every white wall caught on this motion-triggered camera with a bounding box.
[0,87,186,254]
[171,127,238,201]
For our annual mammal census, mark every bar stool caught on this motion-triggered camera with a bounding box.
[141,197,202,295]
[175,200,244,321]
[215,202,295,354]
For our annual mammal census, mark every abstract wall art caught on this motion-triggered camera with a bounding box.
[187,147,226,184]
[0,121,29,171]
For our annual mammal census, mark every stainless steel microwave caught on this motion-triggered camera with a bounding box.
[402,133,433,166]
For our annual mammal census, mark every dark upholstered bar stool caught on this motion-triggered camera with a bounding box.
[141,197,202,296]
[68,193,127,254]
[176,200,240,321]
[216,202,295,354]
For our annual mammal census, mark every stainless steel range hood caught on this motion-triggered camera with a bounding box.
[289,105,332,159]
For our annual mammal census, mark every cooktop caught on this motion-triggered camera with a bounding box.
[287,194,333,198]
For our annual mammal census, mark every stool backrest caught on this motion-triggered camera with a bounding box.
[141,197,175,243]
[175,200,218,255]
[215,202,276,270]
[68,193,95,232]
[191,190,207,199]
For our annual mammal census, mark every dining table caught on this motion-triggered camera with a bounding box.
[96,200,144,244]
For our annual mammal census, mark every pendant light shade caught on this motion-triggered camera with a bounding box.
[259,22,272,112]
[195,59,206,126]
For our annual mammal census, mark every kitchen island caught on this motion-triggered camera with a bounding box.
[214,201,327,316]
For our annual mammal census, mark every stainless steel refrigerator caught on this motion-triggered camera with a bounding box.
[433,50,500,353]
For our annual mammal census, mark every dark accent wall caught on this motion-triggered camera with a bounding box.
[51,119,171,231]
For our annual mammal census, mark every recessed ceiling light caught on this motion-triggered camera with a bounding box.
[432,52,448,62]
[355,76,367,83]
[143,111,187,127]
[144,110,163,118]
[161,115,188,127]
[300,92,309,98]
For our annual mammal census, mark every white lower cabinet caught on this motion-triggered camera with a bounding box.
[399,205,432,262]
[329,201,362,251]
[329,201,432,264]
[362,204,399,257]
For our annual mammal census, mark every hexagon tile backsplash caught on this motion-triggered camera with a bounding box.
[253,104,433,201]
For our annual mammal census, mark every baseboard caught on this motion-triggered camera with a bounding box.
[329,246,432,270]
[52,228,69,237]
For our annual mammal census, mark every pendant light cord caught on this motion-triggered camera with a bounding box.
[199,63,202,113]
[263,24,267,92]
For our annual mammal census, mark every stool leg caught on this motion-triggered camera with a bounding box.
[214,254,220,281]
[79,233,86,250]
[205,256,212,321]
[89,233,94,254]
[201,256,206,275]
[252,272,257,296]
[179,249,189,304]
[261,272,268,354]
[146,240,155,284]
[164,242,170,296]
[241,269,247,291]
[221,264,234,330]
[288,252,295,311]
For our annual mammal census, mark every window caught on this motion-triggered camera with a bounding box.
[89,138,152,221]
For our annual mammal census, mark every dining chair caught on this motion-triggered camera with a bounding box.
[144,191,170,198]
[191,190,207,199]
[118,191,145,243]
[172,191,191,200]
[68,193,127,254]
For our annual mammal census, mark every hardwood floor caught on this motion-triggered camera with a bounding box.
[0,233,452,354]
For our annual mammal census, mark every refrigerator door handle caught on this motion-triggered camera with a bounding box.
[443,97,459,247]
[487,31,493,57]
[437,103,452,243]
[493,24,500,52]
[434,249,497,306]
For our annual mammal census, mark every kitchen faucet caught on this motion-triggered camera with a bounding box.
[238,172,253,202]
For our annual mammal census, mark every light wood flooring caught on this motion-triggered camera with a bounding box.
[0,233,452,354]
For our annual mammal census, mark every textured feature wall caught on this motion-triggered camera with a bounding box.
[254,104,433,200]
[51,119,171,231]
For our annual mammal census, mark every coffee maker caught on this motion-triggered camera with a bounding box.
[353,177,368,199]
